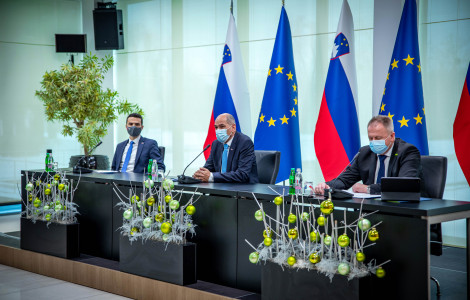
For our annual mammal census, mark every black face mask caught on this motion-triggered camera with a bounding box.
[127,126,142,137]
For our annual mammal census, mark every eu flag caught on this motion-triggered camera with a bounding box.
[379,0,429,155]
[254,6,301,183]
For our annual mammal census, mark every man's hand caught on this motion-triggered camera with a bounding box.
[352,183,368,193]
[314,182,330,195]
[193,167,211,182]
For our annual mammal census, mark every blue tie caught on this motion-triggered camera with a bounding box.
[376,155,386,184]
[221,144,229,173]
[121,141,134,172]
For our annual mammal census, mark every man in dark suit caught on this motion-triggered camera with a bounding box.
[314,115,422,195]
[193,113,258,183]
[111,113,165,173]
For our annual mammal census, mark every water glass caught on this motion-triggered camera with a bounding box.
[157,169,165,182]
[304,181,314,195]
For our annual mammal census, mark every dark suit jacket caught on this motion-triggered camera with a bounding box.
[327,138,422,194]
[204,131,259,183]
[111,136,165,173]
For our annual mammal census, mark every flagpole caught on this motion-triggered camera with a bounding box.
[230,0,233,14]
[282,0,285,6]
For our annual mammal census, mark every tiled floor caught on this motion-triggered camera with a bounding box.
[0,264,130,300]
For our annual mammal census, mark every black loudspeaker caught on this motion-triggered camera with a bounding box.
[93,9,124,50]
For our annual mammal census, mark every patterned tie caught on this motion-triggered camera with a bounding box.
[376,155,387,184]
[221,144,229,173]
[121,141,134,172]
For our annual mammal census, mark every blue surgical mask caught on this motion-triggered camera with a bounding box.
[369,136,390,154]
[216,129,230,143]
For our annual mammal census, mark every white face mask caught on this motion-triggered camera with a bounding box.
[216,129,230,143]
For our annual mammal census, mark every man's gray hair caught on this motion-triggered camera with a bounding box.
[368,115,394,132]
[224,113,236,125]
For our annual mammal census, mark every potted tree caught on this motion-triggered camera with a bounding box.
[35,53,143,169]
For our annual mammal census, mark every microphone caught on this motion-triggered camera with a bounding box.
[177,144,211,184]
[73,141,103,174]
[323,152,360,200]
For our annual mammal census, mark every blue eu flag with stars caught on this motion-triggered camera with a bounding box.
[379,0,429,155]
[254,6,302,183]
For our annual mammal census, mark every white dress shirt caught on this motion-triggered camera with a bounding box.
[119,135,141,172]
[208,137,234,182]
[374,145,392,184]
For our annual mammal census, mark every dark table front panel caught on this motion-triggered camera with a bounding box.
[189,194,238,287]
[74,180,113,259]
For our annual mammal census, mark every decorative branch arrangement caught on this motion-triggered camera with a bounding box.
[22,171,79,225]
[114,177,199,245]
[246,191,390,280]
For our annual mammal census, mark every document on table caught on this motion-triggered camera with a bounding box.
[93,170,119,174]
[352,192,380,199]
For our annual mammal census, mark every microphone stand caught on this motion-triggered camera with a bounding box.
[73,141,103,174]
[177,144,211,184]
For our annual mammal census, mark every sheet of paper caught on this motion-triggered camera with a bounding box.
[93,170,119,174]
[352,192,381,199]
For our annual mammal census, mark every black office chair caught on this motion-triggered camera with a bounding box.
[421,155,448,296]
[255,150,281,185]
[158,146,165,162]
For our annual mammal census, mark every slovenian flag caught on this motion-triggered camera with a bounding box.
[314,0,360,181]
[204,12,251,159]
[454,63,470,185]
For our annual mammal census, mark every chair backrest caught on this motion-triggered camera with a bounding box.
[421,155,447,199]
[158,146,165,162]
[255,150,281,185]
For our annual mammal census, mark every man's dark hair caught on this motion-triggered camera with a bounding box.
[126,113,143,125]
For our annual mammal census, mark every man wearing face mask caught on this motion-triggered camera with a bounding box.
[314,115,422,195]
[193,113,259,183]
[111,113,165,173]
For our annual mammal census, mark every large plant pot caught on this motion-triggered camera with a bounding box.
[69,154,109,170]
[20,217,79,258]
[262,261,366,300]
[120,237,196,286]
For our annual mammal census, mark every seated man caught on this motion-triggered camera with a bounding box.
[193,113,259,183]
[111,113,165,173]
[314,115,422,195]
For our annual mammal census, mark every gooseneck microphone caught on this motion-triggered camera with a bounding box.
[177,144,211,184]
[324,151,360,200]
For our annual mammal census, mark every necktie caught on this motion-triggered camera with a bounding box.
[121,141,134,172]
[221,144,229,173]
[376,155,387,184]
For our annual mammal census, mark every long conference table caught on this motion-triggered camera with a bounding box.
[21,170,470,299]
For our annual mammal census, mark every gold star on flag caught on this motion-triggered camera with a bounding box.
[381,103,386,112]
[293,97,298,105]
[286,71,293,80]
[414,113,423,125]
[267,117,276,127]
[275,65,284,74]
[398,116,409,127]
[403,54,414,66]
[383,88,386,95]
[290,107,297,117]
[268,69,272,76]
[391,59,399,70]
[259,114,265,122]
[422,107,425,115]
[280,115,289,124]
[387,112,394,120]
[387,73,390,80]
[417,64,421,72]
[292,83,297,92]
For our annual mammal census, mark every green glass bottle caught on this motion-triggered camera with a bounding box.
[147,159,153,179]
[289,168,295,195]
[45,149,53,171]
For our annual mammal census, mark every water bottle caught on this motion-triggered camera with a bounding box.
[295,168,303,195]
[147,159,153,179]
[151,159,157,181]
[45,149,54,172]
[289,168,296,195]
